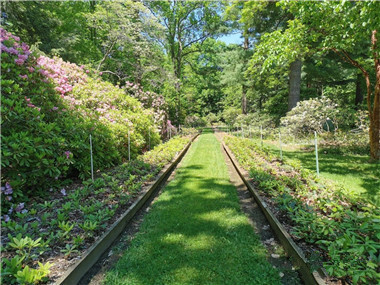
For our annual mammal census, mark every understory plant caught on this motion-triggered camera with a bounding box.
[1,135,192,284]
[224,135,380,284]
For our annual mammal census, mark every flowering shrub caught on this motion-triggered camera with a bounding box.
[281,96,339,136]
[1,29,160,213]
[123,81,168,137]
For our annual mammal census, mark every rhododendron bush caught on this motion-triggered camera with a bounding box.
[1,29,160,212]
[123,81,169,137]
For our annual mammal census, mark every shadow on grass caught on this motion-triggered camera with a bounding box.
[280,148,380,205]
[106,176,279,284]
[105,134,280,285]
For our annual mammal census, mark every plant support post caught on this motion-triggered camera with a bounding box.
[314,131,319,177]
[279,131,283,160]
[148,129,151,151]
[128,130,131,161]
[90,134,94,182]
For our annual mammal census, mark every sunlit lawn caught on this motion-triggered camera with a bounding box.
[104,131,280,285]
[251,137,380,206]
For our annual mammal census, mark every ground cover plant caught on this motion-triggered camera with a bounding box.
[1,136,192,284]
[104,132,282,285]
[245,132,379,206]
[224,135,380,284]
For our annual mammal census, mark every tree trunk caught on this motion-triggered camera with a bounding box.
[288,59,302,111]
[369,30,380,160]
[355,72,364,106]
[174,59,182,128]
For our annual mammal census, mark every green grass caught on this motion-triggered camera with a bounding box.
[104,130,280,285]
[251,138,380,206]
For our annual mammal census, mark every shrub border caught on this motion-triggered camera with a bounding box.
[222,141,327,285]
[55,134,198,285]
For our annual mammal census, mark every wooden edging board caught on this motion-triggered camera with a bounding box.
[55,134,199,285]
[222,141,326,285]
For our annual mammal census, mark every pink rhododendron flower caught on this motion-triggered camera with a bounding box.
[8,47,18,55]
[15,58,25,65]
[18,54,28,61]
[27,66,35,72]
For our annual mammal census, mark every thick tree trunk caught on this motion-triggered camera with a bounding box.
[369,30,380,160]
[288,59,302,111]
[355,73,364,106]
[174,60,182,128]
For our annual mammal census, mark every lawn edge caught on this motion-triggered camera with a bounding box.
[55,134,199,285]
[221,140,327,285]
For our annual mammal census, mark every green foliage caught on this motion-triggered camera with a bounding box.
[184,115,207,128]
[225,135,380,284]
[2,233,51,285]
[280,96,339,136]
[2,134,192,284]
[15,262,52,285]
[222,107,241,126]
[1,30,160,211]
[142,136,191,167]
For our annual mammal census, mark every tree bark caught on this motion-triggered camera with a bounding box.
[288,59,302,111]
[369,30,380,160]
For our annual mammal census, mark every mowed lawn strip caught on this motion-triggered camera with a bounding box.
[254,138,380,205]
[104,130,280,285]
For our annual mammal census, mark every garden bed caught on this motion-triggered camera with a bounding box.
[1,135,196,284]
[223,134,379,285]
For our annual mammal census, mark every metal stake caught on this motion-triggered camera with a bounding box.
[315,131,320,177]
[90,134,94,182]
[279,131,283,160]
[128,130,131,161]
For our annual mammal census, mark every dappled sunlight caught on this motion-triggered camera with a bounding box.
[105,133,280,284]
[196,209,248,229]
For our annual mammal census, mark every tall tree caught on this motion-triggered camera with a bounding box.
[147,1,224,125]
[283,1,380,159]
[86,1,165,85]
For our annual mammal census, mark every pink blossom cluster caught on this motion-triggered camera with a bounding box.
[123,81,168,132]
[37,56,87,103]
[1,28,31,66]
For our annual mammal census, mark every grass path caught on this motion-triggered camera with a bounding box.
[104,130,280,285]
